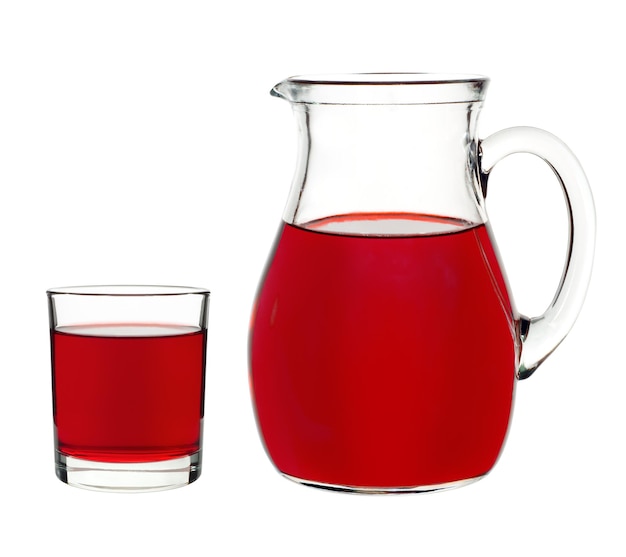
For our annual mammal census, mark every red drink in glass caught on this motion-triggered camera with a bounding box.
[52,325,206,463]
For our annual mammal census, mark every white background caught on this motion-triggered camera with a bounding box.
[0,1,623,555]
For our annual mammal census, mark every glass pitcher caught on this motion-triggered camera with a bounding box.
[249,74,595,493]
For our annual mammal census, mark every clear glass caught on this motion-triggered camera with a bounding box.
[272,73,489,231]
[48,285,210,492]
[249,73,596,493]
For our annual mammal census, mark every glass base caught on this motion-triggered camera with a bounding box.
[55,451,201,492]
[281,472,484,494]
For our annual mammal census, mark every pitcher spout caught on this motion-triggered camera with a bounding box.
[270,79,292,101]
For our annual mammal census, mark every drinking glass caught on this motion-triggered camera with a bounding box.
[47,285,210,492]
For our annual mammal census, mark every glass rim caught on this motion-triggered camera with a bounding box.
[46,285,211,297]
[271,72,489,105]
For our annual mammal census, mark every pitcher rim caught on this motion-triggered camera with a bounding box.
[271,72,489,105]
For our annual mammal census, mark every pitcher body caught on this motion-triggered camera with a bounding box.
[249,74,595,492]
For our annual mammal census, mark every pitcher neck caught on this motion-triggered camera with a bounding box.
[273,74,490,231]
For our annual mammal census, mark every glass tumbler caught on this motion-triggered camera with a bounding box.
[47,285,210,492]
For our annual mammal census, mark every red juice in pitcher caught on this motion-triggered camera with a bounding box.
[250,213,519,489]
[52,325,206,463]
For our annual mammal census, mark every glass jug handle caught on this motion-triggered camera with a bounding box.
[479,126,596,379]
